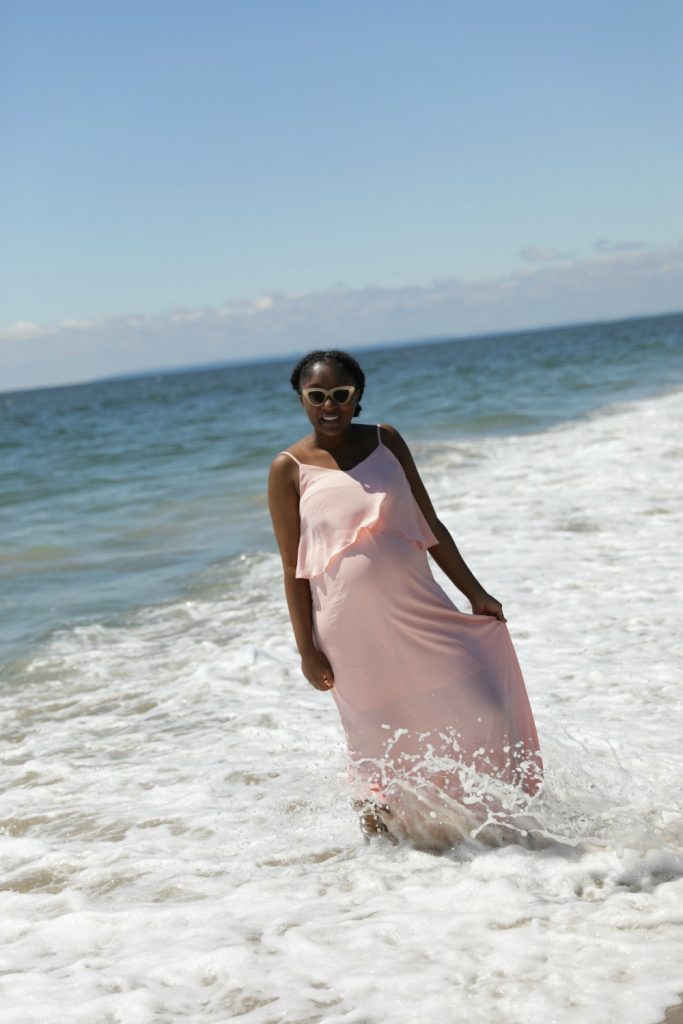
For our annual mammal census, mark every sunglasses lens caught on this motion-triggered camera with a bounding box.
[306,390,326,406]
[332,388,353,404]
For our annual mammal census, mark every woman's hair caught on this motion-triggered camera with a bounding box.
[290,349,365,417]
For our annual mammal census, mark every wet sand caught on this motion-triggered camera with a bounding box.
[663,999,683,1024]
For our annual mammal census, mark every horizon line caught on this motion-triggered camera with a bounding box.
[2,306,682,400]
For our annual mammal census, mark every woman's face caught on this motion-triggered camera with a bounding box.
[299,360,359,438]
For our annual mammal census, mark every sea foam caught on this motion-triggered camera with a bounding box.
[1,389,682,1023]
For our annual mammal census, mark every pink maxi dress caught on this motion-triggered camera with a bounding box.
[282,426,543,845]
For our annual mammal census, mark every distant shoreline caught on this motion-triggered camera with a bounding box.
[2,308,681,399]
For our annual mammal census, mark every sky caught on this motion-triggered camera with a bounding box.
[1,0,682,390]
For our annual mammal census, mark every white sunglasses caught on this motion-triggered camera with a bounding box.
[300,385,357,407]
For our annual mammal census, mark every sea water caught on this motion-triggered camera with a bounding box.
[1,312,682,1023]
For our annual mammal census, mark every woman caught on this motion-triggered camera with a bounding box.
[268,349,543,847]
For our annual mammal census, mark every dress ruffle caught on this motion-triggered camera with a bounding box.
[295,445,437,579]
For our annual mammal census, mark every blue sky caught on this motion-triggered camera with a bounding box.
[2,0,682,388]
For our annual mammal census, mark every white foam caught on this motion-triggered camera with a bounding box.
[1,390,682,1023]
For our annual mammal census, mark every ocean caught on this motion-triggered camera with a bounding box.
[1,311,682,1023]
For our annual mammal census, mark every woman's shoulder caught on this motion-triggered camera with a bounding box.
[269,441,306,480]
[377,421,407,450]
[272,433,312,466]
[377,421,401,440]
[269,432,325,476]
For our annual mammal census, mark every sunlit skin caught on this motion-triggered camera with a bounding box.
[268,358,507,836]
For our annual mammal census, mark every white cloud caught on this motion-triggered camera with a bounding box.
[59,318,96,330]
[594,238,646,254]
[2,242,682,392]
[1,320,52,339]
[519,245,574,263]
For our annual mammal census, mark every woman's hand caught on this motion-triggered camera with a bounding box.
[470,590,507,622]
[300,648,335,691]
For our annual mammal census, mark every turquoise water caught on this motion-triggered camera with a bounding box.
[1,310,682,664]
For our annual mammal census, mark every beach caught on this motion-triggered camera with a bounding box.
[1,315,682,1022]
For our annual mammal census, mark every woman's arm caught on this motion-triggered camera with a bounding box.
[267,454,336,688]
[379,424,506,621]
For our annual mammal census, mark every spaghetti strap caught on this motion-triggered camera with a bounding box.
[279,450,301,466]
[376,423,382,445]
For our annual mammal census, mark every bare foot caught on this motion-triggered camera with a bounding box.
[353,799,393,838]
